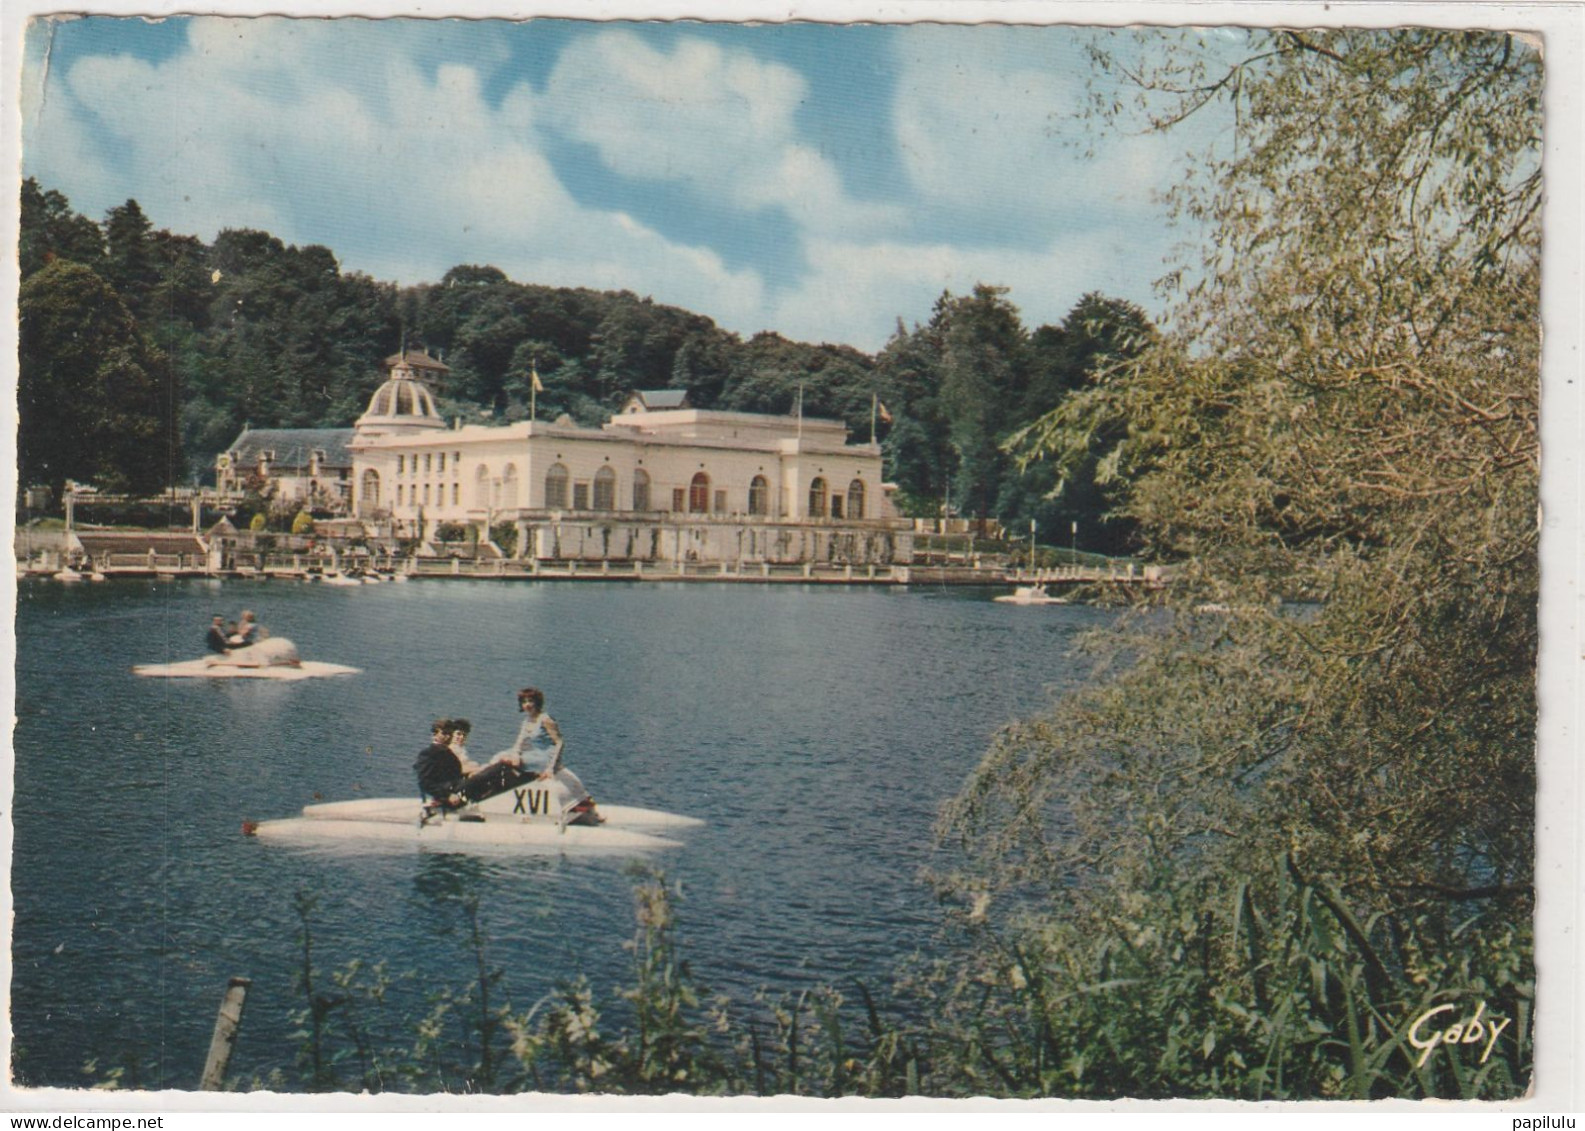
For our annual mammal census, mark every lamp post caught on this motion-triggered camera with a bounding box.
[1070,520,1078,567]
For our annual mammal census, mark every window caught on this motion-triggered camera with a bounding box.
[715,489,728,514]
[501,464,519,508]
[398,455,405,475]
[573,482,590,510]
[748,475,769,516]
[545,464,570,509]
[633,468,651,512]
[424,453,432,473]
[848,479,866,519]
[452,483,459,506]
[808,477,828,518]
[475,465,491,508]
[831,495,844,519]
[438,453,446,472]
[593,466,617,511]
[422,484,431,506]
[689,472,711,514]
[360,469,380,508]
[396,484,405,506]
[672,487,686,512]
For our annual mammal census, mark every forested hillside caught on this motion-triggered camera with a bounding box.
[19,178,1151,552]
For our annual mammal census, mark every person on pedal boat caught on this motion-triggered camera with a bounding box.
[508,687,602,824]
[415,718,528,810]
[206,615,234,654]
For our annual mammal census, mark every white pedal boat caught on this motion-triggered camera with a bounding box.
[246,777,703,853]
[994,584,1069,605]
[133,637,361,680]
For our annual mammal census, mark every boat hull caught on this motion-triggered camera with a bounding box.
[248,790,702,853]
[134,637,359,679]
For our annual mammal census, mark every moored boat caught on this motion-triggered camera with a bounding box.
[993,584,1068,606]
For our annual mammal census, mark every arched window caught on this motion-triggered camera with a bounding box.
[475,465,491,508]
[748,475,769,516]
[847,479,866,519]
[808,477,828,519]
[360,469,381,509]
[593,466,617,511]
[689,472,711,514]
[501,464,519,508]
[396,484,405,507]
[545,464,570,509]
[633,468,651,512]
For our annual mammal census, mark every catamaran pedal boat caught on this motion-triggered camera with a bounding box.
[133,637,361,680]
[245,774,703,854]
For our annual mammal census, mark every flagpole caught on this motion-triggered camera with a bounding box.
[870,393,877,444]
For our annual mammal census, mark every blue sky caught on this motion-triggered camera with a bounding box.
[20,16,1227,351]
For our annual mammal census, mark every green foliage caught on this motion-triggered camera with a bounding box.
[18,259,181,494]
[433,522,469,543]
[913,860,1530,1099]
[489,522,520,557]
[18,181,1152,539]
[942,27,1538,1101]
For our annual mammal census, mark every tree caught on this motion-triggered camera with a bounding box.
[19,260,182,494]
[934,285,1027,524]
[19,178,105,278]
[939,29,1539,1098]
[103,199,161,323]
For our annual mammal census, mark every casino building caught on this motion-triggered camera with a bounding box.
[280,351,913,568]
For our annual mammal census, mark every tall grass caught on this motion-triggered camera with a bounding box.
[163,860,1527,1098]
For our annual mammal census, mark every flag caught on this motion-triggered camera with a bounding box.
[877,399,893,424]
[531,367,544,393]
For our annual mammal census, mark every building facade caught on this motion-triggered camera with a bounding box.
[348,354,910,566]
[216,427,355,510]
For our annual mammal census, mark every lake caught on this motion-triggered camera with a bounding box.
[10,577,1111,1090]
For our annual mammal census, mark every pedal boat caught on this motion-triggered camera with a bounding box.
[133,637,361,680]
[245,775,702,853]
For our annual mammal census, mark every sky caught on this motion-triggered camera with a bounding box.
[17,15,1229,351]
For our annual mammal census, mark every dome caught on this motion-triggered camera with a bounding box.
[355,371,446,436]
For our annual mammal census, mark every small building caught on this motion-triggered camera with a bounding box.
[215,427,355,510]
[620,389,691,414]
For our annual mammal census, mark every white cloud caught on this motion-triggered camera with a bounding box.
[768,225,1158,352]
[543,29,902,236]
[890,25,1172,232]
[25,18,772,333]
[21,19,1180,355]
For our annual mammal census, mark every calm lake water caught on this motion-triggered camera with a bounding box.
[11,577,1111,1089]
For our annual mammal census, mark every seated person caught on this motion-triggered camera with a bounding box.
[509,687,601,824]
[206,615,234,654]
[414,719,528,812]
[229,610,260,647]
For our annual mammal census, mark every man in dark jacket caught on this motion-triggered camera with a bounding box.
[414,719,529,811]
[415,719,466,806]
[206,615,234,654]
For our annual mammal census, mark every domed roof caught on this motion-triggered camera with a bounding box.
[355,369,446,436]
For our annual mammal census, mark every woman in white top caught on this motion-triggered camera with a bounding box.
[509,687,600,823]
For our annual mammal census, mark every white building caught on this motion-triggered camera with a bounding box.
[348,353,911,567]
